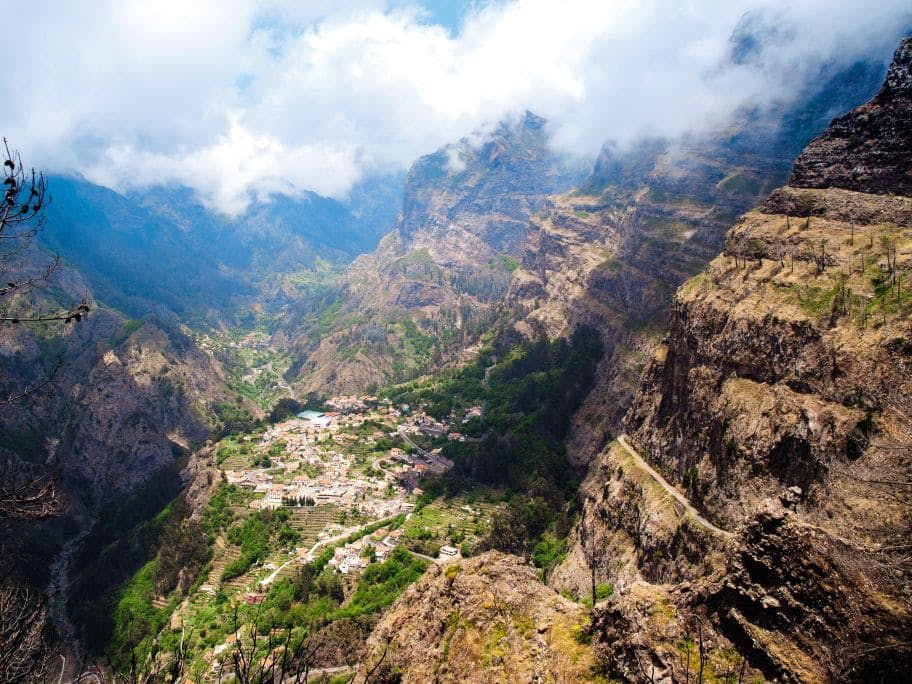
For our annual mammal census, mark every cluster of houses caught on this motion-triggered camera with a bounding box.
[214,394,476,576]
[219,394,468,518]
[326,529,404,574]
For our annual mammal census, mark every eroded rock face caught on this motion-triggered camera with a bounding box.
[716,504,911,682]
[288,113,587,396]
[790,38,912,196]
[0,254,238,516]
[558,34,912,684]
[504,58,887,470]
[355,552,598,683]
[56,320,235,511]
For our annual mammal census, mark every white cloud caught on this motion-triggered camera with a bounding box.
[2,0,909,213]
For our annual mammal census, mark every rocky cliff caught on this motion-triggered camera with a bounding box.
[355,552,599,683]
[790,37,912,196]
[286,113,587,394]
[556,36,912,682]
[504,56,886,470]
[0,247,244,515]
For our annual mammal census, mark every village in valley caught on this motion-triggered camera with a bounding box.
[221,395,473,515]
[210,393,486,577]
[161,390,502,678]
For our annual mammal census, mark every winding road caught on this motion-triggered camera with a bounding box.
[617,435,733,540]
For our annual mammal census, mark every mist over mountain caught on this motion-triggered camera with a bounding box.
[37,172,404,321]
[1,4,911,683]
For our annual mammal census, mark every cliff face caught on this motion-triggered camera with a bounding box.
[287,113,587,395]
[355,552,599,683]
[504,133,776,469]
[54,319,237,512]
[504,56,886,470]
[0,252,241,515]
[286,57,886,402]
[790,37,912,196]
[558,36,912,682]
[626,189,911,527]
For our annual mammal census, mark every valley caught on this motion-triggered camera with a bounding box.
[0,18,910,684]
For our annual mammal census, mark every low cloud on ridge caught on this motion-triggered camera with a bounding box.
[3,0,910,214]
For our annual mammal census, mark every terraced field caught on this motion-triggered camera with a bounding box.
[219,452,252,470]
[287,505,336,545]
[208,541,241,586]
[403,496,502,546]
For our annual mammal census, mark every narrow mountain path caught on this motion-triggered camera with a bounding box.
[282,664,357,683]
[617,435,734,539]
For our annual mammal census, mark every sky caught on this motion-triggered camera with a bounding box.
[2,0,910,214]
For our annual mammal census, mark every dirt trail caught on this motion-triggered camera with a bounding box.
[617,435,733,539]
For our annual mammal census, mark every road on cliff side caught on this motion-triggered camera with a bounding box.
[617,435,733,539]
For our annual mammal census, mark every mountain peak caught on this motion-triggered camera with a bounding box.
[883,36,912,94]
[789,35,912,196]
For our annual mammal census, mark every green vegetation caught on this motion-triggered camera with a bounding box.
[69,463,186,655]
[202,482,249,537]
[310,299,345,341]
[214,435,257,466]
[719,172,763,198]
[500,255,521,271]
[105,500,210,672]
[532,536,568,579]
[786,258,912,327]
[110,317,146,347]
[595,582,614,600]
[386,327,603,556]
[213,401,258,436]
[392,249,445,283]
[402,497,495,555]
[100,322,605,676]
[332,547,427,620]
[281,257,342,297]
[223,509,296,581]
[401,317,437,360]
[146,542,424,678]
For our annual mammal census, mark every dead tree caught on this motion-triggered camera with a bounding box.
[580,520,607,607]
[697,622,707,684]
[0,141,87,680]
[219,603,324,684]
[0,138,89,336]
[0,577,49,682]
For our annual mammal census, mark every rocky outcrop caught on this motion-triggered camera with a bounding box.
[715,503,911,682]
[288,113,587,395]
[549,440,729,601]
[500,56,889,471]
[355,552,598,683]
[56,319,237,511]
[0,251,242,515]
[556,34,912,683]
[626,182,912,530]
[790,38,912,196]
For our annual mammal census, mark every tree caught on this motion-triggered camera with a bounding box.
[0,139,88,335]
[0,140,89,680]
[213,604,323,684]
[580,520,605,607]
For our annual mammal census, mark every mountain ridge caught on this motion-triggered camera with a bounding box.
[551,35,912,681]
